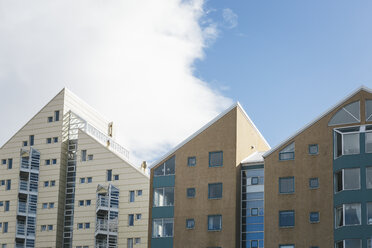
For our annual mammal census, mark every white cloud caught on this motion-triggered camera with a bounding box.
[222,8,238,29]
[0,0,232,165]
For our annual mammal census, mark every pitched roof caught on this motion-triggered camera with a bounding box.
[149,102,270,169]
[263,85,372,158]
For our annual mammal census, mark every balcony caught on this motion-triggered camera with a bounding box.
[95,219,118,235]
[16,223,26,238]
[19,180,28,192]
[17,202,27,215]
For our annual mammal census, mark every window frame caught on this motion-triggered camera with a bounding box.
[208,183,223,199]
[187,156,196,167]
[187,188,196,198]
[279,210,295,228]
[207,215,222,231]
[309,178,319,189]
[308,144,319,155]
[186,218,195,229]
[334,168,361,193]
[209,151,223,167]
[335,203,362,228]
[309,211,320,223]
[279,177,295,194]
[279,142,295,161]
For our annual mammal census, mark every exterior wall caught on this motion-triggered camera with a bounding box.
[149,105,270,248]
[241,164,264,248]
[0,89,65,247]
[72,131,149,248]
[264,90,372,248]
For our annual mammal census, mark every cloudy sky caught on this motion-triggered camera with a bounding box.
[1,0,372,166]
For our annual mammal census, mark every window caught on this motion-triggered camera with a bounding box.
[6,180,11,190]
[49,202,54,208]
[46,138,52,144]
[48,225,53,231]
[50,180,55,186]
[128,214,134,226]
[208,215,222,231]
[310,212,319,223]
[336,203,361,228]
[127,238,133,248]
[85,223,90,229]
[329,101,360,126]
[279,177,294,194]
[2,222,7,233]
[130,191,135,202]
[80,178,85,184]
[23,141,28,147]
[2,244,6,248]
[366,132,372,153]
[251,208,258,216]
[44,181,49,187]
[1,180,4,186]
[107,170,112,181]
[367,202,372,225]
[52,159,57,165]
[114,174,119,180]
[334,168,360,192]
[137,190,142,196]
[309,178,319,189]
[48,116,53,123]
[45,159,51,165]
[153,187,174,206]
[251,240,258,248]
[88,154,93,160]
[81,150,87,162]
[334,127,360,158]
[4,201,9,211]
[336,239,362,248]
[1,159,5,165]
[279,245,294,248]
[279,210,295,227]
[152,218,174,238]
[79,200,84,206]
[368,239,372,248]
[367,167,372,189]
[53,137,58,143]
[308,144,318,154]
[29,135,34,146]
[154,156,175,176]
[209,151,223,167]
[187,188,196,198]
[251,177,259,185]
[78,223,83,229]
[41,225,46,231]
[0,202,2,207]
[208,183,222,199]
[43,203,48,209]
[135,238,141,244]
[54,110,60,121]
[279,142,295,160]
[7,159,12,169]
[136,214,141,220]
[188,156,196,167]
[186,219,194,229]
[86,200,91,206]
[87,177,92,183]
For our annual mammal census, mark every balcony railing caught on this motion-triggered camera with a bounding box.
[96,219,118,233]
[96,196,109,209]
[17,202,27,215]
[16,223,26,236]
[19,180,28,191]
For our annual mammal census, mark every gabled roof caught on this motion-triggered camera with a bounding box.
[241,151,265,164]
[149,102,270,169]
[263,85,372,158]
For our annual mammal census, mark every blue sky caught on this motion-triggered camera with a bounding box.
[195,0,372,147]
[1,0,372,164]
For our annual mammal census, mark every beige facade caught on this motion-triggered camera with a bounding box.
[264,89,372,247]
[148,104,270,248]
[0,88,149,248]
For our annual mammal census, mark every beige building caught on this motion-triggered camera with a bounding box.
[0,88,149,248]
[148,103,270,248]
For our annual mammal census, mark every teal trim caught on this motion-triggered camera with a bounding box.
[151,237,173,248]
[209,151,223,167]
[153,175,175,188]
[152,206,174,218]
[242,164,264,170]
[334,131,372,247]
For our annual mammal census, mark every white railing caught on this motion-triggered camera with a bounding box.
[96,196,109,209]
[96,219,118,233]
[18,201,27,214]
[19,180,28,191]
[16,223,26,236]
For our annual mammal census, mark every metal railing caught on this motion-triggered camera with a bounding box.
[19,180,28,191]
[18,201,27,214]
[96,196,109,209]
[16,223,26,236]
[95,219,118,233]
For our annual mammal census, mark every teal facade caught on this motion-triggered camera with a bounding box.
[334,131,372,247]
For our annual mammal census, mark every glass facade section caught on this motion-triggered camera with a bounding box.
[241,168,264,248]
[336,239,362,248]
[154,156,175,176]
[367,202,372,225]
[153,187,174,207]
[336,204,361,228]
[152,218,174,238]
[367,167,372,189]
[279,142,295,160]
[334,168,360,192]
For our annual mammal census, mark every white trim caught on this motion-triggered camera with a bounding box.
[149,102,270,169]
[263,85,372,158]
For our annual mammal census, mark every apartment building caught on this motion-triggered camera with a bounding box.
[148,103,270,248]
[0,88,149,248]
[264,87,372,248]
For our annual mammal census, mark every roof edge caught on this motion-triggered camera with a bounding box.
[263,85,372,158]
